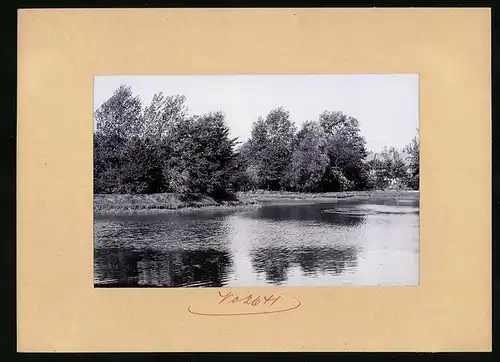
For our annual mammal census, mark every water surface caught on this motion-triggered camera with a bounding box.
[94,199,419,287]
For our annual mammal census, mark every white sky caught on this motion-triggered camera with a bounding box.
[94,74,419,153]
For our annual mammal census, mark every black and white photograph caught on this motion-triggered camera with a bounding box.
[93,74,420,288]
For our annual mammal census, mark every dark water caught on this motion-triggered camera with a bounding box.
[94,198,419,287]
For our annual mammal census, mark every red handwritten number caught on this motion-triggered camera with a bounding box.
[264,294,281,306]
[251,296,261,306]
[218,291,233,304]
[218,291,280,307]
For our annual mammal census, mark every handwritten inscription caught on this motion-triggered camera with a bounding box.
[187,290,301,316]
[218,291,281,307]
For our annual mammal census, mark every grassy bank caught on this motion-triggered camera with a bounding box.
[94,189,419,214]
[94,192,259,214]
[238,189,418,201]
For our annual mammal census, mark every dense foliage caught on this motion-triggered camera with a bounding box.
[94,85,419,195]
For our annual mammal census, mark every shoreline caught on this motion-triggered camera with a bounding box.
[94,190,419,215]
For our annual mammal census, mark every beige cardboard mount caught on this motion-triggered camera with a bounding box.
[17,8,491,352]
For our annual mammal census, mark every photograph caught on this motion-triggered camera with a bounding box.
[93,74,420,288]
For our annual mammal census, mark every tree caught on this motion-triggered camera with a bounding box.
[365,146,409,190]
[93,84,412,196]
[404,131,420,190]
[319,111,368,191]
[245,107,296,190]
[120,136,166,194]
[288,121,329,192]
[391,148,408,183]
[94,86,175,194]
[142,93,188,140]
[164,112,239,194]
[94,85,143,139]
[94,132,125,193]
[229,142,259,191]
[365,153,388,190]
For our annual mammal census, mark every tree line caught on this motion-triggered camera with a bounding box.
[94,85,419,195]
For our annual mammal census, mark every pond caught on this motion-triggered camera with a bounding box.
[94,198,419,287]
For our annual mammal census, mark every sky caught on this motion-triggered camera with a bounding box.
[94,74,419,153]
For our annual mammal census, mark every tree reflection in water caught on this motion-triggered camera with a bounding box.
[94,247,232,287]
[250,245,359,284]
[249,248,294,284]
[94,200,418,287]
